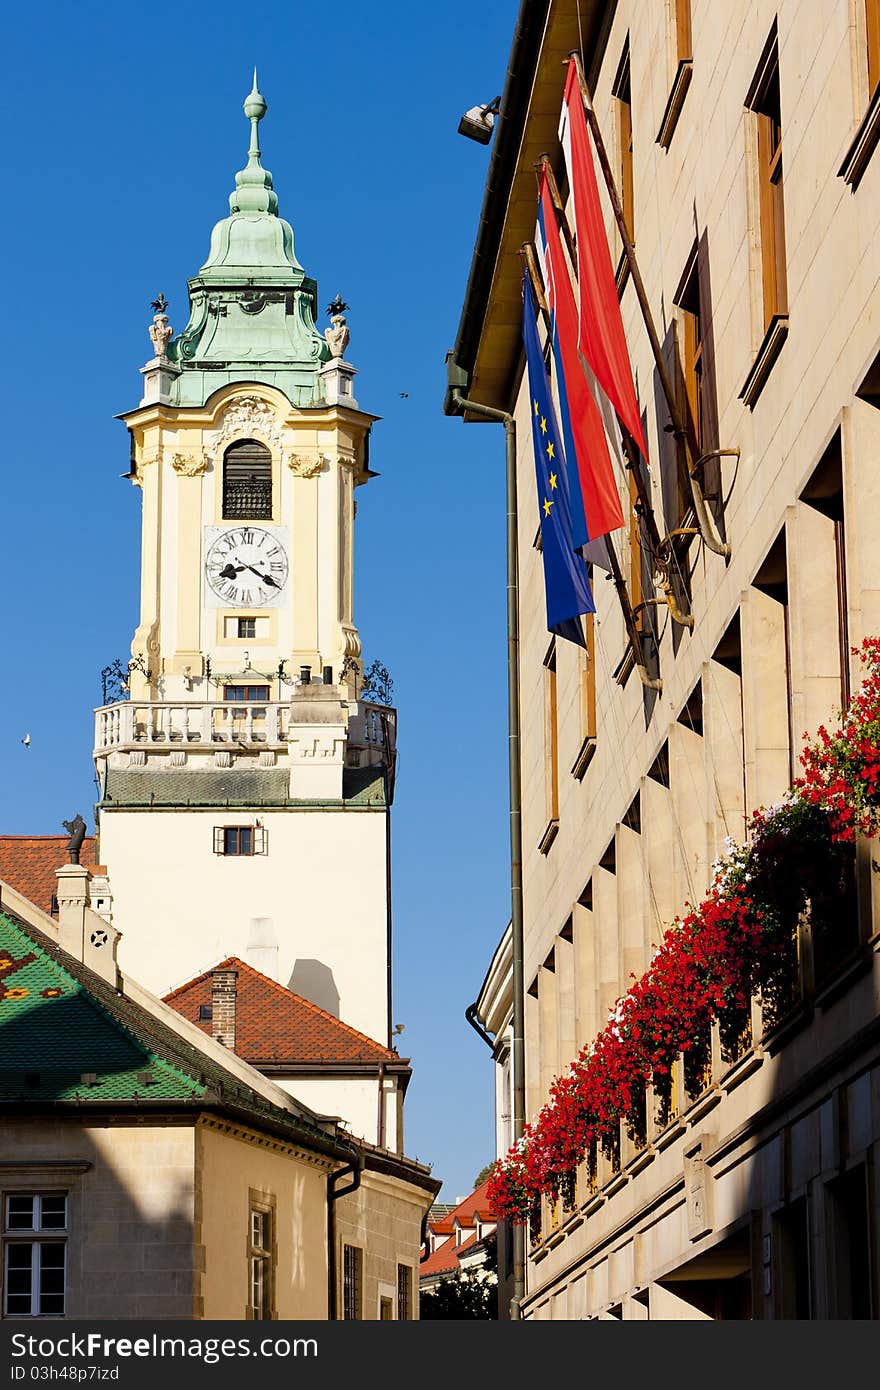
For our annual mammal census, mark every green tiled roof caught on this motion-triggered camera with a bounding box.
[0,908,351,1160]
[101,766,386,808]
[0,912,202,1102]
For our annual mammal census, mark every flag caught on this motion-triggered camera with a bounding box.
[536,173,625,549]
[522,275,594,646]
[559,57,648,458]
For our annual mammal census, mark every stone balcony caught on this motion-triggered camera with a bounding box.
[94,697,396,774]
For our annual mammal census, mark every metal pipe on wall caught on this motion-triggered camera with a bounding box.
[449,385,525,1322]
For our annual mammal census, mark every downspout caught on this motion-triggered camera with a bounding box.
[377,1061,386,1150]
[465,1002,496,1051]
[327,1155,362,1320]
[449,382,525,1323]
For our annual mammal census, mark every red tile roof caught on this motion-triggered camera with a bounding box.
[164,956,397,1066]
[421,1181,496,1275]
[420,1230,484,1278]
[0,836,97,917]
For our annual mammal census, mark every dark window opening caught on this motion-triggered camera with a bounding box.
[238,618,256,639]
[220,827,254,857]
[678,679,704,737]
[826,1165,872,1318]
[223,685,270,702]
[223,439,272,520]
[647,741,671,787]
[774,1197,811,1319]
[198,1004,213,1021]
[801,432,850,707]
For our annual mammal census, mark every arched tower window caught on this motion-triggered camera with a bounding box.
[222,439,272,519]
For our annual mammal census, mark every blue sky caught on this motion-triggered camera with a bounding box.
[1,1,518,1200]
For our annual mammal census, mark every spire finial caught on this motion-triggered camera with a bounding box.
[230,71,277,215]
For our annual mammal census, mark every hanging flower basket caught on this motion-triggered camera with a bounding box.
[487,639,880,1224]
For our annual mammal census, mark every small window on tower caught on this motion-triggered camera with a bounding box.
[223,439,272,520]
[238,618,256,639]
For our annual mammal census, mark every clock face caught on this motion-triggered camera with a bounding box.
[204,526,289,607]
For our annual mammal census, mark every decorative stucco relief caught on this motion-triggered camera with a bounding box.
[287,452,328,478]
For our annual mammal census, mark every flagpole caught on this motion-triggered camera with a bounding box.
[569,52,730,560]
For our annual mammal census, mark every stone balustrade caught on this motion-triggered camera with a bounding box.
[94,699,397,763]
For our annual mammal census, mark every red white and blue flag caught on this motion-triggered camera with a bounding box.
[535,171,625,551]
[559,57,648,458]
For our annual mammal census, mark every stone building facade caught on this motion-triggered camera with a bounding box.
[453,0,880,1318]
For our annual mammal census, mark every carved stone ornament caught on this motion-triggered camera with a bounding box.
[214,395,282,452]
[148,312,174,359]
[324,313,350,359]
[171,452,209,477]
[287,451,328,478]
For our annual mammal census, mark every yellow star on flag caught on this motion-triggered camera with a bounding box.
[533,399,539,416]
[546,441,555,461]
[549,472,558,490]
[540,416,547,435]
[543,497,554,517]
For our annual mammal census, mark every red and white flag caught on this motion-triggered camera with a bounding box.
[559,57,648,459]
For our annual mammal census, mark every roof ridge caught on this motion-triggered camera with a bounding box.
[164,954,396,1057]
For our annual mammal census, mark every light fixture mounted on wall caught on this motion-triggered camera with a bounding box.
[457,95,501,144]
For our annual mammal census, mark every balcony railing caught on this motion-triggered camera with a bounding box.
[94,700,397,768]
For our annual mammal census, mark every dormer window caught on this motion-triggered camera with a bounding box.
[222,439,272,519]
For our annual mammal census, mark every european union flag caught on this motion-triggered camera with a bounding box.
[522,276,595,646]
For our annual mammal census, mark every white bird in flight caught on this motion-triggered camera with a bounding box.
[21,734,30,748]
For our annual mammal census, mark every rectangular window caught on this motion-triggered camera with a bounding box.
[397,1263,412,1320]
[657,0,693,147]
[677,252,703,456]
[868,0,880,96]
[613,40,634,248]
[247,1201,274,1320]
[379,1296,393,1320]
[774,1197,811,1319]
[237,618,256,639]
[674,0,692,60]
[573,611,597,780]
[223,685,270,702]
[342,1244,362,1320]
[216,826,254,857]
[3,1193,67,1318]
[541,641,559,852]
[747,29,787,331]
[826,1165,872,1318]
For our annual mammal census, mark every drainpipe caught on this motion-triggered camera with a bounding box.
[465,1002,496,1051]
[327,1155,362,1320]
[448,377,525,1322]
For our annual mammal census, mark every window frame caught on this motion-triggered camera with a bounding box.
[222,439,273,522]
[397,1262,412,1321]
[342,1243,363,1321]
[246,1193,276,1321]
[612,38,634,269]
[3,1193,68,1320]
[539,639,560,854]
[741,23,790,405]
[215,826,255,857]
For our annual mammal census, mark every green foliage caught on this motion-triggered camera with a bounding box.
[474,1162,495,1187]
[420,1235,498,1321]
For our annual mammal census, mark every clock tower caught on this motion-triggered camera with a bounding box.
[95,78,394,1044]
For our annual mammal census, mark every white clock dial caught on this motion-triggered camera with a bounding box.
[204,526,289,607]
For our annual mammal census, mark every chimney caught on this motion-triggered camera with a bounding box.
[211,968,238,1049]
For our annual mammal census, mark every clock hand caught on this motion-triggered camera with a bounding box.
[219,563,246,580]
[242,563,280,587]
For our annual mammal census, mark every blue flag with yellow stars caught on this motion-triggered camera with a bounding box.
[522,275,595,646]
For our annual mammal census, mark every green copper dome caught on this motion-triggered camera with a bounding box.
[167,74,330,407]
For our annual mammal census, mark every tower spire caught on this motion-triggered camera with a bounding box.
[230,71,278,215]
